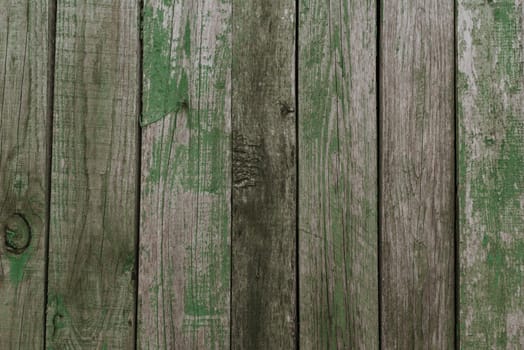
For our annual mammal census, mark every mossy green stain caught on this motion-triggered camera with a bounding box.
[300,2,373,346]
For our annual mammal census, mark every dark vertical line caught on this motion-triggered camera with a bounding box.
[229,137,233,342]
[229,0,233,346]
[453,0,459,348]
[229,0,235,346]
[43,0,57,348]
[295,0,300,348]
[376,0,382,349]
[134,0,144,349]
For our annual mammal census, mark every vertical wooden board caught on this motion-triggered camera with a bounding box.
[298,0,378,348]
[46,1,139,348]
[458,1,524,347]
[138,0,231,348]
[0,1,49,348]
[380,0,455,348]
[231,0,296,348]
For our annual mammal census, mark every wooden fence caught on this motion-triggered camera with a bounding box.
[0,0,522,349]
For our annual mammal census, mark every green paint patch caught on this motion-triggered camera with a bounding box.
[144,114,228,195]
[183,203,230,319]
[183,20,191,56]
[142,5,190,126]
[6,243,34,285]
[464,117,524,345]
[184,298,217,317]
[471,120,524,219]
[48,294,71,336]
[7,254,29,285]
[183,194,230,325]
[491,2,521,91]
[123,253,135,273]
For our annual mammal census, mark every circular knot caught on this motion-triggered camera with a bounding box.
[4,214,31,254]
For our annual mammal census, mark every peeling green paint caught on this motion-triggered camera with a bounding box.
[140,0,231,348]
[458,1,524,347]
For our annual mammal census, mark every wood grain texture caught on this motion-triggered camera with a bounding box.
[138,0,231,348]
[458,1,524,348]
[0,1,49,348]
[380,1,455,348]
[298,0,378,348]
[231,0,296,348]
[46,1,139,348]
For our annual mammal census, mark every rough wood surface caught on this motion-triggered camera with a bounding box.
[138,0,231,348]
[46,1,139,348]
[298,0,378,348]
[231,0,296,348]
[458,1,524,348]
[380,1,455,348]
[0,1,50,348]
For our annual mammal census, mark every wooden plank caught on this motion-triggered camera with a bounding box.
[138,0,231,348]
[230,0,296,348]
[458,1,524,347]
[380,1,455,348]
[46,1,139,348]
[0,1,50,348]
[298,0,378,348]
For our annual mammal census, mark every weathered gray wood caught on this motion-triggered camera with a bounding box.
[458,1,524,348]
[138,0,231,348]
[0,1,50,348]
[46,1,139,348]
[298,0,378,348]
[380,1,455,348]
[231,0,296,348]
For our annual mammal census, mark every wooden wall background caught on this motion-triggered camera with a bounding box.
[0,0,522,349]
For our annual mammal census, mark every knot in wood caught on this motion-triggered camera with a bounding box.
[278,100,294,117]
[233,135,264,189]
[4,213,31,254]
